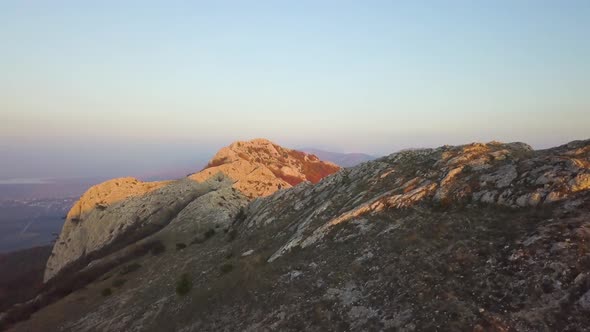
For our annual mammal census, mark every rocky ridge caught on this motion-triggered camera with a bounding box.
[190,138,340,197]
[43,139,338,283]
[44,178,202,282]
[245,139,590,263]
[5,138,590,332]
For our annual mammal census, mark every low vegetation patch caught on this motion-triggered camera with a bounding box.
[99,274,112,281]
[191,228,217,246]
[204,228,216,239]
[176,243,187,251]
[143,240,166,256]
[227,229,238,242]
[101,288,112,297]
[120,263,142,276]
[112,278,127,288]
[190,237,202,245]
[176,273,192,296]
[220,263,234,274]
[234,207,247,223]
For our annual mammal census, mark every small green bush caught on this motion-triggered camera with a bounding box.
[112,279,127,288]
[234,207,247,223]
[101,288,112,297]
[190,237,203,245]
[189,229,217,246]
[100,274,112,281]
[176,273,192,296]
[227,229,238,242]
[176,243,187,251]
[204,228,215,239]
[146,240,166,256]
[120,263,142,275]
[220,263,234,274]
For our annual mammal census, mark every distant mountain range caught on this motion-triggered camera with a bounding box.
[301,148,376,167]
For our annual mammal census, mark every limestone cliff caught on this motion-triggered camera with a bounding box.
[43,178,206,282]
[43,139,339,283]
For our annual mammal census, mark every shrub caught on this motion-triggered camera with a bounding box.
[220,263,234,274]
[189,237,203,245]
[234,207,247,223]
[99,274,112,281]
[176,273,192,296]
[144,240,166,256]
[101,288,112,297]
[112,279,127,288]
[227,229,238,242]
[189,229,217,246]
[176,243,187,251]
[204,228,215,239]
[120,263,142,275]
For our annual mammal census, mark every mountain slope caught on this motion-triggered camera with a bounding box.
[5,139,590,332]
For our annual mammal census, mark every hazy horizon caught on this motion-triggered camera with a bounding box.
[2,1,589,180]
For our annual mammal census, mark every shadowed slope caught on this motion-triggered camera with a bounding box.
[0,246,52,312]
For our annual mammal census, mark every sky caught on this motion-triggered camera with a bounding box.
[1,1,589,180]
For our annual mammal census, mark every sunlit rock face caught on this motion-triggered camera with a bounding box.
[190,138,341,198]
[44,139,339,282]
[43,178,206,282]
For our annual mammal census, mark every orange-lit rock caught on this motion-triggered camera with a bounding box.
[190,138,340,198]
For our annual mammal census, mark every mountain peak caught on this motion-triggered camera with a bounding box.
[230,137,275,146]
[190,138,340,198]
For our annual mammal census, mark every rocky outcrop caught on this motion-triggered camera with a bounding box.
[59,177,170,225]
[43,178,208,282]
[190,138,340,198]
[43,139,338,283]
[244,139,590,261]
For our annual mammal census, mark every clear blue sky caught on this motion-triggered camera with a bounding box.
[1,1,589,180]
